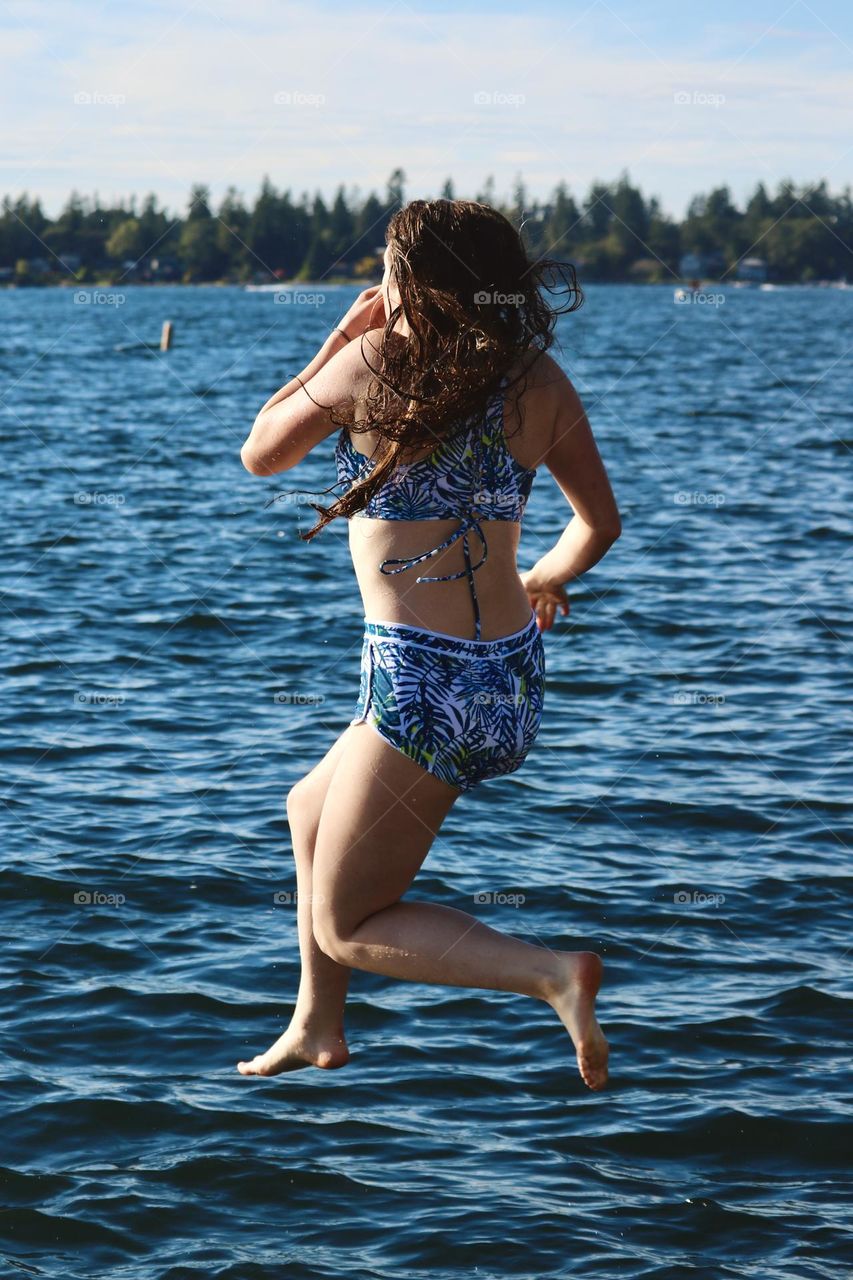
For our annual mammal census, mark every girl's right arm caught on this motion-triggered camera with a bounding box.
[521,363,622,630]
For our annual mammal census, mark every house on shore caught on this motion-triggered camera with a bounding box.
[678,250,725,279]
[736,256,768,283]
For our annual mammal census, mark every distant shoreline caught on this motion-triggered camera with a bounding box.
[6,174,851,291]
[2,279,851,291]
[0,278,368,290]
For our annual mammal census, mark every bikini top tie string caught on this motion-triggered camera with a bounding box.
[377,511,488,583]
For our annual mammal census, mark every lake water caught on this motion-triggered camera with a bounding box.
[1,283,850,1278]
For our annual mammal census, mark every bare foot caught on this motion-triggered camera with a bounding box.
[237,1024,350,1077]
[545,951,609,1091]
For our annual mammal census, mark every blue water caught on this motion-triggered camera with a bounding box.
[1,283,850,1279]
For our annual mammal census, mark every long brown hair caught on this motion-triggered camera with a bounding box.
[268,198,583,539]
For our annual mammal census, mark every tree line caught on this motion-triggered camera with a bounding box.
[2,167,850,285]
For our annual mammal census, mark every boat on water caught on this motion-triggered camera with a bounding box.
[678,278,851,298]
[673,279,722,303]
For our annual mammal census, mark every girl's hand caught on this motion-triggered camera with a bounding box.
[337,286,385,341]
[519,569,570,632]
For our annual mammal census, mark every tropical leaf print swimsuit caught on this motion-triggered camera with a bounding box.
[334,373,546,792]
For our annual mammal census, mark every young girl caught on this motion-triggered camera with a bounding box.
[238,199,621,1090]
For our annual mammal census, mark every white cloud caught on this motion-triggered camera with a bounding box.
[0,0,848,217]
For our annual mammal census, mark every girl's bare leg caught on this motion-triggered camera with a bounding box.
[237,727,357,1076]
[310,726,609,1092]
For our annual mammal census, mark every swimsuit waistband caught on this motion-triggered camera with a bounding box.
[362,608,540,659]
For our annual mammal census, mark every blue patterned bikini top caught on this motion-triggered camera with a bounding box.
[333,374,537,641]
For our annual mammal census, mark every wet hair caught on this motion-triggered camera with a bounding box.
[266,197,583,538]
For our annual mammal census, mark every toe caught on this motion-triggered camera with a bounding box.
[578,1049,609,1091]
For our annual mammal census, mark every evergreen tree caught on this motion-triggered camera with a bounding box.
[247,176,282,277]
[476,175,496,206]
[542,181,581,257]
[582,182,613,237]
[216,186,250,276]
[645,196,681,275]
[609,171,650,258]
[328,184,355,265]
[298,231,332,281]
[178,184,226,279]
[137,194,172,260]
[510,174,528,227]
[386,167,405,212]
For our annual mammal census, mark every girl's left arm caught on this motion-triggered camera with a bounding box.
[242,285,386,476]
[254,328,349,420]
[241,329,352,476]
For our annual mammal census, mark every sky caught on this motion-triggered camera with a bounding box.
[2,0,852,220]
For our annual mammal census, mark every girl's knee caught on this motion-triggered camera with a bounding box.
[311,910,351,964]
[285,729,354,833]
[286,776,324,845]
[285,778,306,824]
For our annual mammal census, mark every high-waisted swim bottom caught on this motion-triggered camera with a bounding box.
[350,608,546,792]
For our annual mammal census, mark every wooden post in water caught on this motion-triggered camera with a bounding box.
[160,321,173,352]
